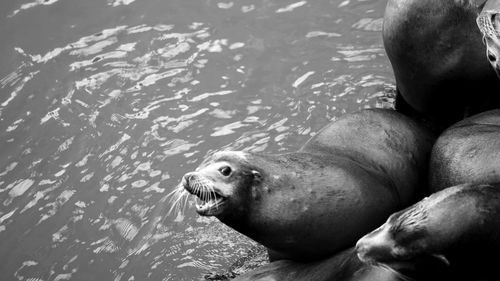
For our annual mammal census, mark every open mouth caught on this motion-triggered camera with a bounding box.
[183,175,226,215]
[194,193,225,215]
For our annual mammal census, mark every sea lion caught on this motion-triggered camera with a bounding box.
[356,183,500,281]
[477,0,500,77]
[174,109,435,262]
[429,109,500,192]
[233,247,410,281]
[384,0,500,131]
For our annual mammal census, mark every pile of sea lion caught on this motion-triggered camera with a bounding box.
[172,0,500,280]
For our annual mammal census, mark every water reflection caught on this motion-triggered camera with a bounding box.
[0,0,393,280]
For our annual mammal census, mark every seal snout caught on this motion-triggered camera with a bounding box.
[181,172,197,193]
[181,172,227,216]
[182,172,214,194]
[355,224,395,264]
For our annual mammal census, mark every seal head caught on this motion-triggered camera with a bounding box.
[182,151,261,218]
[477,0,500,77]
[356,183,500,280]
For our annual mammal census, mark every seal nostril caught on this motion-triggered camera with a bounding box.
[488,52,496,62]
[356,245,372,263]
[355,240,367,258]
[183,173,195,184]
[355,244,364,255]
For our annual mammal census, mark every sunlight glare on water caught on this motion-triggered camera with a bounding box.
[0,0,393,280]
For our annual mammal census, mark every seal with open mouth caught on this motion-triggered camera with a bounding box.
[429,109,500,192]
[174,109,435,262]
[356,183,500,281]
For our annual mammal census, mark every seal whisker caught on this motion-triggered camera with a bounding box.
[173,189,189,216]
[202,184,208,202]
[194,184,202,201]
[208,188,214,203]
[166,183,189,216]
[166,191,184,215]
[166,189,182,208]
[182,192,190,214]
[208,186,219,209]
[211,189,217,208]
[206,185,213,205]
[165,186,181,205]
[205,184,212,200]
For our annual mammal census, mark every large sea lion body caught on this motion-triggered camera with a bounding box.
[384,0,500,130]
[429,109,500,192]
[356,183,500,281]
[180,109,435,262]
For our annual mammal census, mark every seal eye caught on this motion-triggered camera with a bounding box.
[219,166,232,177]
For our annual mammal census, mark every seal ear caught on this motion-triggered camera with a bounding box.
[251,170,263,184]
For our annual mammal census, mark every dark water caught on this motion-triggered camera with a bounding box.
[0,0,394,280]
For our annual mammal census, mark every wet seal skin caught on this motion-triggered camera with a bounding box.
[478,0,500,77]
[356,183,500,281]
[232,247,412,281]
[171,108,435,266]
[429,109,500,192]
[384,0,500,131]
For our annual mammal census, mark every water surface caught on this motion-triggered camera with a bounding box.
[0,0,394,280]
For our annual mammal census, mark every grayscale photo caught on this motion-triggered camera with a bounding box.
[0,0,499,280]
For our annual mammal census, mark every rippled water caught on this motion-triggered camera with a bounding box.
[0,0,394,280]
